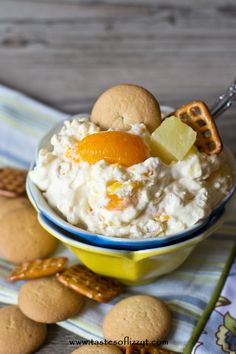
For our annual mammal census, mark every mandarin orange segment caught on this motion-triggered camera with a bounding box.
[106,180,127,211]
[106,180,141,194]
[106,194,127,211]
[154,213,170,222]
[66,131,148,167]
[106,180,141,211]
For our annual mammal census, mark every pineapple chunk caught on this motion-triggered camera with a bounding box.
[150,116,197,164]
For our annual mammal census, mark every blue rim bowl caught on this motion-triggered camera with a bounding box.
[38,207,225,250]
[27,112,236,251]
[27,176,231,250]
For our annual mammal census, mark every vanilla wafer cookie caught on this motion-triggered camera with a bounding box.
[0,167,27,197]
[71,344,122,354]
[125,345,176,354]
[57,264,123,303]
[174,101,222,155]
[0,197,58,264]
[0,195,29,217]
[18,277,84,323]
[0,305,47,354]
[103,295,172,347]
[8,257,68,281]
[91,84,162,132]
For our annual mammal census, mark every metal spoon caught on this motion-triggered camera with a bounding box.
[211,78,236,118]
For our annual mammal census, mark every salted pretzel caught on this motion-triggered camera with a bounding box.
[125,344,177,354]
[174,101,222,155]
[0,167,27,197]
[57,264,123,303]
[8,257,68,281]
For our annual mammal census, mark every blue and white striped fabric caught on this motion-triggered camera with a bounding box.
[0,85,235,354]
[0,85,67,168]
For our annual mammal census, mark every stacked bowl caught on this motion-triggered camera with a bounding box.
[26,112,236,285]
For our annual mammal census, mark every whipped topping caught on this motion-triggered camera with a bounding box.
[30,118,233,239]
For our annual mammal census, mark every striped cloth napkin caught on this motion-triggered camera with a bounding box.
[0,85,235,354]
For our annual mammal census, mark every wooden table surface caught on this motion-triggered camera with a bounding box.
[0,0,235,353]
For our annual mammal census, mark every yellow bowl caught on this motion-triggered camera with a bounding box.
[27,171,226,284]
[37,211,225,285]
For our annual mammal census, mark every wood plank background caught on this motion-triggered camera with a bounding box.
[0,1,235,353]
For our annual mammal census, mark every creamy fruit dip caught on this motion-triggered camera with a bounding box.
[30,118,233,239]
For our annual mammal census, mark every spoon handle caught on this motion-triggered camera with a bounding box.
[211,78,236,118]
